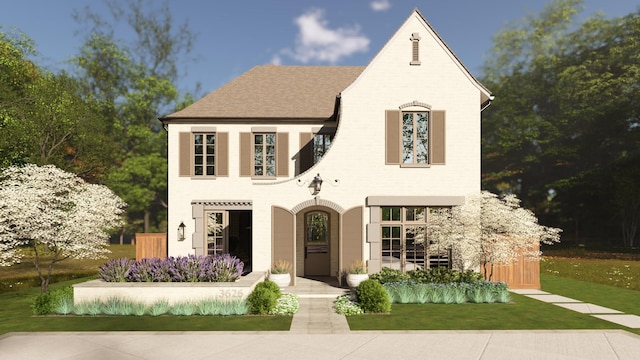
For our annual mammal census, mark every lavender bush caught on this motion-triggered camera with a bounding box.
[99,255,244,282]
[98,258,134,282]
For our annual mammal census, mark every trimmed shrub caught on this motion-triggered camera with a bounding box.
[247,287,278,315]
[356,279,391,313]
[369,267,409,284]
[32,286,74,315]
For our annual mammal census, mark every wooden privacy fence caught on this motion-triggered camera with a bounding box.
[135,233,167,261]
[482,244,540,289]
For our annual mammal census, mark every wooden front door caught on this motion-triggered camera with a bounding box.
[304,211,330,276]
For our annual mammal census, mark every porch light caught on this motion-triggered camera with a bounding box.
[311,173,323,195]
[178,221,186,241]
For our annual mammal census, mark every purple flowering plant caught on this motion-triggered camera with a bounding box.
[99,254,244,282]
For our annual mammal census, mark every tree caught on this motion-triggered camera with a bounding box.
[0,164,126,293]
[71,0,198,233]
[428,192,561,280]
[481,0,640,245]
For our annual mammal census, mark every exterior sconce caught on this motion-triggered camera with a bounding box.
[311,173,323,195]
[178,221,186,241]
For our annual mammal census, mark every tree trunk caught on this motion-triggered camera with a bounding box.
[144,210,150,233]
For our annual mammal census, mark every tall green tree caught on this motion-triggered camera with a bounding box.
[72,0,197,233]
[482,0,640,245]
[0,29,113,178]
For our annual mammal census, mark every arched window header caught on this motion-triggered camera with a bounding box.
[399,100,432,110]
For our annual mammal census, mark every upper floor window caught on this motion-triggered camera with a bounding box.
[385,108,445,166]
[194,133,216,176]
[313,133,333,164]
[240,130,288,178]
[254,133,276,177]
[179,130,228,177]
[402,112,429,164]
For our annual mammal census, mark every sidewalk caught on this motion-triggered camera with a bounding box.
[2,278,640,359]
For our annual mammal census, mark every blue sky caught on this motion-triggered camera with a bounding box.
[1,0,638,97]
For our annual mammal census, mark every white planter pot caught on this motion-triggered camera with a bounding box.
[269,273,291,289]
[346,273,369,289]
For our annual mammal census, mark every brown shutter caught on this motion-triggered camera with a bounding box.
[431,110,445,165]
[217,132,228,176]
[239,132,251,176]
[179,132,191,176]
[276,132,289,177]
[385,110,401,164]
[341,206,363,273]
[299,132,314,174]
[272,206,295,285]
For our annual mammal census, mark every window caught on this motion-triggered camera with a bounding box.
[179,131,228,177]
[402,112,429,164]
[240,131,288,177]
[194,133,215,176]
[385,109,445,166]
[313,133,333,164]
[254,133,276,177]
[381,206,427,272]
[206,211,225,256]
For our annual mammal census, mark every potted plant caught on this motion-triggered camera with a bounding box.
[269,259,292,289]
[346,259,369,289]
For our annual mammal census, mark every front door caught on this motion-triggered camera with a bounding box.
[304,211,330,276]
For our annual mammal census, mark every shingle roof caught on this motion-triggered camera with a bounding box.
[162,65,365,120]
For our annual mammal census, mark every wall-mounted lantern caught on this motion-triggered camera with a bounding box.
[178,221,186,241]
[311,173,323,195]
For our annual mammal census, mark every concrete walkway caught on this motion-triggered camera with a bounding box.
[2,278,640,359]
[512,289,640,329]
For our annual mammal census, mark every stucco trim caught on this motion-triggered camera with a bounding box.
[191,200,253,210]
[366,196,465,206]
[190,126,217,132]
[251,126,277,133]
[291,197,345,214]
[399,100,431,110]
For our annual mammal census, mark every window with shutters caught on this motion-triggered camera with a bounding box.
[194,133,216,176]
[253,133,276,177]
[179,131,228,177]
[386,109,445,166]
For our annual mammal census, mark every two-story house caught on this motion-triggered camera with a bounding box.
[160,9,493,286]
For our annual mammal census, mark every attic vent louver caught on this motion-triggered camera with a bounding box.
[410,32,421,65]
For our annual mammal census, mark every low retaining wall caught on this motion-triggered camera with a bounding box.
[73,272,265,305]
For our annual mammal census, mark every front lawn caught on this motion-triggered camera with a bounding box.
[0,245,136,294]
[347,292,635,333]
[0,277,291,335]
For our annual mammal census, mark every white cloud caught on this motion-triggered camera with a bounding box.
[274,9,370,64]
[370,0,391,12]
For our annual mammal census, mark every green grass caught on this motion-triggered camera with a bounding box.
[541,256,640,291]
[347,292,636,333]
[0,245,136,293]
[0,277,291,335]
[541,273,640,316]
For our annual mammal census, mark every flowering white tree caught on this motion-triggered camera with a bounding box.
[0,164,126,292]
[428,191,561,280]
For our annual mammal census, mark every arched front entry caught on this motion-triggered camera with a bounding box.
[272,200,363,285]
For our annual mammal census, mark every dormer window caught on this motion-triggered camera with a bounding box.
[410,32,421,65]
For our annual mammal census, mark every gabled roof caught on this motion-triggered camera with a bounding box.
[162,65,365,121]
[411,8,492,102]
